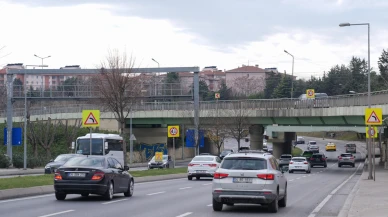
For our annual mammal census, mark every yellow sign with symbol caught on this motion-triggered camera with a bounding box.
[306,89,315,99]
[82,110,100,128]
[155,152,163,162]
[167,125,180,137]
[365,126,378,138]
[365,108,382,125]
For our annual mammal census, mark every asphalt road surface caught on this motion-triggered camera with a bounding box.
[0,137,365,217]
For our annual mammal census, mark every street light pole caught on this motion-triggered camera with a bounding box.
[34,54,51,93]
[339,22,372,179]
[284,50,294,99]
[151,58,160,102]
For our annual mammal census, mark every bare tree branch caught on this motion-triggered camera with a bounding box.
[223,101,250,150]
[91,49,142,165]
[203,108,227,155]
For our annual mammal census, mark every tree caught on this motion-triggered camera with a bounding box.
[91,49,142,166]
[204,109,227,155]
[272,73,292,98]
[223,101,250,150]
[217,80,232,100]
[232,75,264,97]
[163,72,181,96]
[378,49,388,88]
[264,71,282,98]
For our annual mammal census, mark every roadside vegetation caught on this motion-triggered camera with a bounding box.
[291,147,303,157]
[298,131,363,141]
[0,167,188,190]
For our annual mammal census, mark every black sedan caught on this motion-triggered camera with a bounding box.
[44,154,80,174]
[54,155,134,201]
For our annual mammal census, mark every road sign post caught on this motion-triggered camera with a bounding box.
[82,110,100,155]
[306,89,315,99]
[168,126,180,168]
[365,108,382,180]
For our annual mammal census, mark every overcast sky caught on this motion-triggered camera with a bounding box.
[0,0,387,79]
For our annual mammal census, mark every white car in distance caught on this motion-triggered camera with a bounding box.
[187,155,222,180]
[289,157,311,173]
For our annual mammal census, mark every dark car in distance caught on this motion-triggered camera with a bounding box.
[44,154,80,174]
[279,154,292,168]
[54,155,134,201]
[309,153,327,168]
[219,149,234,160]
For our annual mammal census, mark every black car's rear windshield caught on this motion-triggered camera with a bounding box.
[280,155,292,159]
[221,157,267,170]
[63,157,105,167]
[346,144,356,147]
[309,142,317,145]
[312,154,323,158]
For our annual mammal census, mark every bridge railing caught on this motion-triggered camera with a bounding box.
[4,89,388,118]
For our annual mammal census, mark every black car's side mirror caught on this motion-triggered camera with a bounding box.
[123,165,129,171]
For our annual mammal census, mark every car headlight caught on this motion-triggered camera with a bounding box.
[45,165,50,169]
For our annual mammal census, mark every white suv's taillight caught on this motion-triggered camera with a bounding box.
[214,172,228,179]
[257,174,274,180]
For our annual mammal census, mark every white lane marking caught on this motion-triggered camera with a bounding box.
[296,177,301,179]
[38,210,74,217]
[302,176,307,178]
[0,194,53,204]
[102,199,127,205]
[147,191,166,196]
[179,187,192,190]
[207,204,212,206]
[308,162,362,217]
[308,175,311,177]
[176,212,193,217]
[289,179,294,181]
[202,183,212,186]
[136,178,186,185]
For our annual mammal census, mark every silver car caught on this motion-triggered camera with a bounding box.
[307,141,319,153]
[212,152,287,213]
[345,143,357,153]
[187,155,221,180]
[338,153,356,167]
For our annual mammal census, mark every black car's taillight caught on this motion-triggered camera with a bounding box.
[91,171,105,180]
[54,172,62,180]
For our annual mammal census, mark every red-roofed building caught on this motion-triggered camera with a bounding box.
[225,64,266,96]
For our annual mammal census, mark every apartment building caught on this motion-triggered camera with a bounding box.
[225,64,267,96]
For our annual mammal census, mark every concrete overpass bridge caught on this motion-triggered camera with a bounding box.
[2,89,388,157]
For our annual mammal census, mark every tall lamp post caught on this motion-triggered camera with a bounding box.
[339,22,372,179]
[284,50,294,99]
[34,54,51,94]
[151,58,160,101]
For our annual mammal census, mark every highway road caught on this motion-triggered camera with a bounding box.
[0,137,365,217]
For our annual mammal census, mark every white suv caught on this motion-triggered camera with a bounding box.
[212,151,287,213]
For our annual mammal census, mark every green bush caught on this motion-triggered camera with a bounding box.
[12,153,48,169]
[0,154,11,168]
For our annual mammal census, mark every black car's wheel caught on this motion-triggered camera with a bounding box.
[81,193,89,197]
[124,179,134,197]
[103,181,114,200]
[268,191,279,213]
[352,164,355,167]
[55,192,66,200]
[278,186,287,207]
[289,170,293,173]
[212,198,223,211]
[188,176,192,180]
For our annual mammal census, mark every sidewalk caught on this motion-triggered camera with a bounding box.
[0,158,192,176]
[340,158,388,217]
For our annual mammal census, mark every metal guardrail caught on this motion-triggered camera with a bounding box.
[3,89,388,118]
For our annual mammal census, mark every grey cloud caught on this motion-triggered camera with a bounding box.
[8,0,388,49]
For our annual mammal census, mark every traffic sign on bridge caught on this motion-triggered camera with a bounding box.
[168,126,180,137]
[365,108,382,125]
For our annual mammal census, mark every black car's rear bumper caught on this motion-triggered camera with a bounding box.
[54,182,108,195]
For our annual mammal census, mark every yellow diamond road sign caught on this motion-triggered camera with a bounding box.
[366,126,378,138]
[365,108,382,125]
[168,125,180,137]
[155,152,163,162]
[82,110,100,128]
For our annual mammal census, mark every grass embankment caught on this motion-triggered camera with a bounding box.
[0,167,188,190]
[291,147,303,157]
[298,131,361,141]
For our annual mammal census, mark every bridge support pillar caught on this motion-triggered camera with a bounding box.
[272,132,295,159]
[249,125,264,149]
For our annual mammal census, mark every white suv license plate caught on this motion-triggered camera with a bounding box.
[233,178,253,183]
[68,173,86,177]
[196,170,206,173]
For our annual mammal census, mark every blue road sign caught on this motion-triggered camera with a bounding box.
[186,129,204,148]
[3,127,22,146]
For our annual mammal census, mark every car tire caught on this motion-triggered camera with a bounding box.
[352,164,355,167]
[55,192,66,200]
[212,198,223,211]
[324,164,327,168]
[103,181,114,200]
[124,179,134,197]
[338,164,341,167]
[278,186,287,208]
[81,193,89,197]
[188,176,193,180]
[289,170,293,173]
[268,192,279,213]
